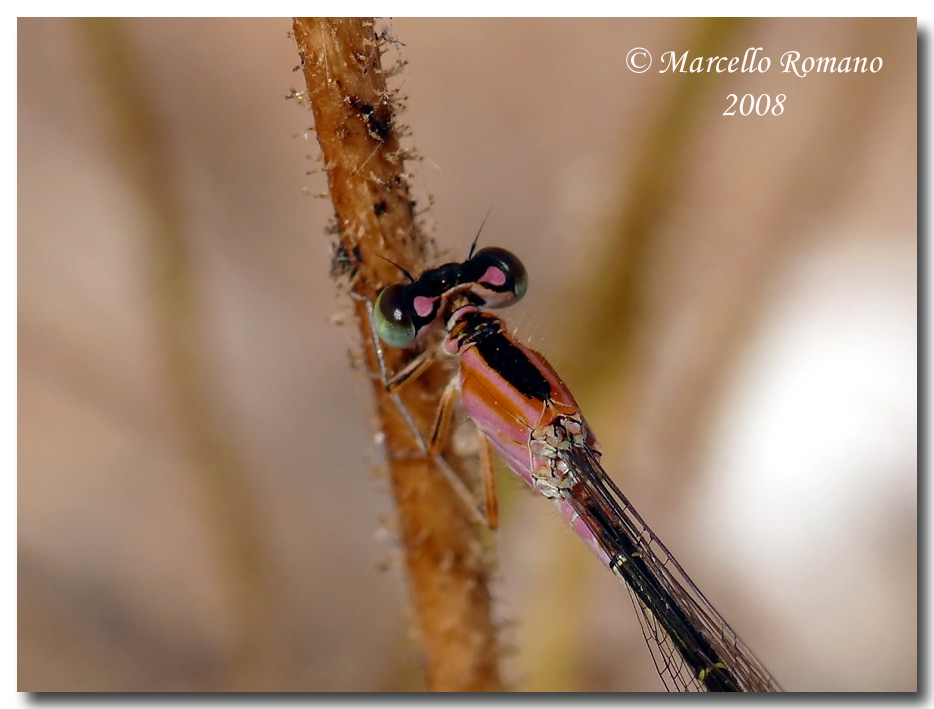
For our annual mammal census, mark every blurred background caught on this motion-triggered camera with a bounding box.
[18,18,916,691]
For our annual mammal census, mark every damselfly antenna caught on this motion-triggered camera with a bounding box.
[375,252,416,283]
[466,208,493,260]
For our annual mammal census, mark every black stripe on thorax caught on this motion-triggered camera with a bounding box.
[456,311,552,402]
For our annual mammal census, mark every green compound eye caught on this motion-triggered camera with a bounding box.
[374,284,417,348]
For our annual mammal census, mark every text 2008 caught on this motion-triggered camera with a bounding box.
[724,93,786,116]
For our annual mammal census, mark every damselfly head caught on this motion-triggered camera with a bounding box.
[373,246,528,349]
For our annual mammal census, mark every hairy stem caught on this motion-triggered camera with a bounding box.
[292,18,501,691]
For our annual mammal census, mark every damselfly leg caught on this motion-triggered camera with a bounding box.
[352,289,499,529]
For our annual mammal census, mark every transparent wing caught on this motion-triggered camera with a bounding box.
[560,441,783,692]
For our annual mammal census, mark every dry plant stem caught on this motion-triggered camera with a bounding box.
[76,19,280,689]
[292,18,502,692]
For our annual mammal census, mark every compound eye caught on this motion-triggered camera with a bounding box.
[468,246,529,307]
[374,284,416,348]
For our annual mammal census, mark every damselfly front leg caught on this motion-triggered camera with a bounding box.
[352,289,498,528]
[355,246,530,529]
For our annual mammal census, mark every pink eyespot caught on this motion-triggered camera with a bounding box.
[413,295,438,318]
[479,265,506,287]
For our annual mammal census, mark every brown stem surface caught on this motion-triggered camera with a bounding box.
[292,18,501,691]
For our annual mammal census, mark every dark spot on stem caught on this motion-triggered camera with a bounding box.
[347,96,392,142]
[366,103,393,141]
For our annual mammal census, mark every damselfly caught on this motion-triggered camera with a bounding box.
[364,244,782,692]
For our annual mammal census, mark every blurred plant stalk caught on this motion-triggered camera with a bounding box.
[76,18,282,689]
